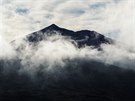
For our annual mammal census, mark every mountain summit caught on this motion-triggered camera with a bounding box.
[21,24,114,47]
[43,24,61,30]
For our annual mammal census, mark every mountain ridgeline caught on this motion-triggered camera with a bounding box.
[26,24,114,47]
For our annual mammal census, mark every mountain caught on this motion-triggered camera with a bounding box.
[1,24,135,101]
[25,24,114,48]
[1,59,135,101]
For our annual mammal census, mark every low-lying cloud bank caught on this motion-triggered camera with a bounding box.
[0,33,135,77]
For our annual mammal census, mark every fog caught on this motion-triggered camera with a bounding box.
[0,33,135,76]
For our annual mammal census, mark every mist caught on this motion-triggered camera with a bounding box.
[0,33,135,75]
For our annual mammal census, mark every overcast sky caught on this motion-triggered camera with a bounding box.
[0,0,135,47]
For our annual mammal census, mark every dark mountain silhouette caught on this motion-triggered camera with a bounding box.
[0,60,135,101]
[2,24,135,101]
[26,24,114,47]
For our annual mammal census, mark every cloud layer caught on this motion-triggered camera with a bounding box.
[0,33,135,75]
[0,0,135,48]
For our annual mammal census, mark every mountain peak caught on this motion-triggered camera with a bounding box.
[46,24,60,29]
[50,24,58,27]
[24,24,114,47]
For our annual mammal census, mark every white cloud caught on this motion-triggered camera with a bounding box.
[0,33,134,74]
[0,31,135,76]
[0,0,134,48]
[0,35,16,59]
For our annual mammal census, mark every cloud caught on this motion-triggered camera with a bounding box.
[0,35,16,60]
[15,6,29,15]
[0,0,134,48]
[89,2,107,9]
[1,33,134,75]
